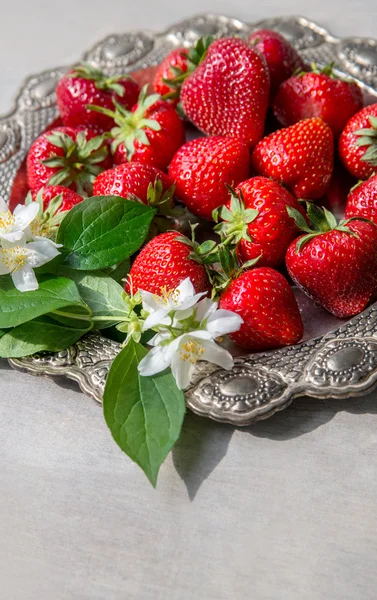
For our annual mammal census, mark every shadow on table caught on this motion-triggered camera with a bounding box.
[0,359,12,370]
[173,392,377,498]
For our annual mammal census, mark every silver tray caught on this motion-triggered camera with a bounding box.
[4,14,377,425]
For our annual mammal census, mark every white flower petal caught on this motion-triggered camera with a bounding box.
[0,230,26,243]
[143,308,171,330]
[196,297,218,323]
[11,265,38,292]
[0,196,8,212]
[32,236,62,248]
[188,330,213,341]
[176,277,195,298]
[25,240,61,267]
[148,331,171,346]
[0,252,11,275]
[200,339,234,370]
[206,310,243,337]
[139,289,162,313]
[178,291,208,311]
[171,350,195,390]
[138,342,176,376]
[1,234,28,249]
[13,203,40,229]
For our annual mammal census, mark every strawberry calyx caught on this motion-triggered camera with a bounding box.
[87,85,162,158]
[130,177,184,237]
[25,188,70,239]
[354,115,377,167]
[212,186,258,244]
[68,62,134,96]
[177,223,260,297]
[287,202,359,252]
[41,130,109,196]
[162,36,214,100]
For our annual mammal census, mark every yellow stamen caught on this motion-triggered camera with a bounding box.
[179,339,205,364]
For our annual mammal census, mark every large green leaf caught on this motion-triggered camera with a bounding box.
[57,196,155,270]
[0,275,85,329]
[57,267,129,329]
[0,315,91,358]
[103,340,186,486]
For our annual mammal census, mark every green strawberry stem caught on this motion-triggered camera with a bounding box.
[68,62,135,96]
[161,36,214,99]
[41,130,108,196]
[287,202,360,253]
[212,185,258,244]
[354,116,377,167]
[87,85,161,159]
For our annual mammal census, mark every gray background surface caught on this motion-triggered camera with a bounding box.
[1,2,377,599]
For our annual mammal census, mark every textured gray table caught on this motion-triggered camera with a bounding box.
[2,3,377,599]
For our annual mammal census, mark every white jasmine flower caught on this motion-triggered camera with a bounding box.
[140,277,207,330]
[138,292,243,390]
[0,196,39,243]
[0,238,62,292]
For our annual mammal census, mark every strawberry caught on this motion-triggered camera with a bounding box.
[219,268,303,350]
[126,231,210,296]
[168,136,250,220]
[248,28,305,100]
[152,48,189,105]
[88,86,185,171]
[56,62,140,131]
[319,160,356,218]
[345,174,377,223]
[213,177,305,268]
[179,37,270,148]
[286,203,377,318]
[251,118,334,199]
[93,162,171,203]
[26,127,111,195]
[273,63,363,137]
[339,103,377,179]
[32,185,83,213]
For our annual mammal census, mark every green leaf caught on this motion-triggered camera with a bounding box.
[103,340,186,486]
[57,267,129,329]
[0,315,91,358]
[56,196,155,270]
[0,275,85,329]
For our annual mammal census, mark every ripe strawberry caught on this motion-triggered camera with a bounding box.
[126,231,210,295]
[214,177,305,268]
[168,136,250,220]
[32,185,83,213]
[339,103,377,179]
[286,203,377,318]
[56,62,140,131]
[152,48,189,105]
[27,127,111,195]
[93,162,171,203]
[273,63,363,137]
[180,37,270,148]
[345,174,377,223]
[251,118,334,199]
[219,268,303,350]
[248,29,305,100]
[319,161,356,218]
[88,86,185,171]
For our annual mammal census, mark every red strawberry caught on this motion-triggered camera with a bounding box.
[32,185,83,213]
[27,127,111,195]
[319,161,356,218]
[339,103,377,179]
[219,268,303,350]
[88,86,185,171]
[93,162,171,203]
[286,203,377,318]
[56,62,140,131]
[168,136,250,220]
[126,231,210,295]
[180,37,270,148]
[248,28,305,100]
[345,174,377,223]
[214,177,305,268]
[273,63,363,137]
[251,118,334,199]
[152,48,189,105]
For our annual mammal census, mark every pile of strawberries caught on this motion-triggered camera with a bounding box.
[24,30,377,352]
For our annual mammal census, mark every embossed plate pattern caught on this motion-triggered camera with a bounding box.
[4,14,377,425]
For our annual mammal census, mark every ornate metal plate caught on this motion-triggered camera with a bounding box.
[4,14,377,425]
